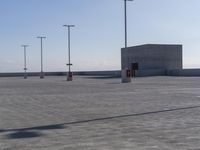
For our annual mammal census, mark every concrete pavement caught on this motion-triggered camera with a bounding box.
[0,76,200,150]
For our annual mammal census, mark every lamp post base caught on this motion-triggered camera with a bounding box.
[121,69,132,83]
[40,72,45,79]
[24,72,28,79]
[67,72,73,81]
[67,77,72,81]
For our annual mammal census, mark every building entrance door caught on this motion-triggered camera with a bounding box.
[131,63,139,77]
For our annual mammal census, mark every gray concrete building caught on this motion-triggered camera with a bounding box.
[121,44,183,76]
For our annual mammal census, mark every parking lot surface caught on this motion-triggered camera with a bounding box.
[0,76,200,150]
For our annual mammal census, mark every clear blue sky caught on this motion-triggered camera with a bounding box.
[0,0,200,72]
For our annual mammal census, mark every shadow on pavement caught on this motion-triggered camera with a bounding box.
[1,105,200,139]
[6,131,43,139]
[1,124,65,139]
[82,76,120,79]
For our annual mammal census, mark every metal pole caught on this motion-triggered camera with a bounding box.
[63,25,75,81]
[68,26,71,73]
[24,46,27,76]
[41,38,43,77]
[124,0,127,48]
[22,45,28,79]
[37,36,46,79]
[124,0,133,48]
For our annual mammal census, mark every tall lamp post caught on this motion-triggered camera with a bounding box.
[21,45,29,79]
[37,36,46,79]
[122,0,133,83]
[124,0,133,48]
[63,25,75,81]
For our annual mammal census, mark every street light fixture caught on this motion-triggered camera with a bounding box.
[124,0,133,48]
[63,25,75,81]
[21,45,29,79]
[37,36,46,79]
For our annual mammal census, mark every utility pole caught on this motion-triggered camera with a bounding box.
[22,45,29,79]
[63,25,75,81]
[37,36,46,79]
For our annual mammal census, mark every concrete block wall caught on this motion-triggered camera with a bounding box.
[74,70,121,77]
[167,69,200,76]
[121,44,183,70]
[136,69,166,77]
[0,71,121,78]
[1,69,200,78]
[0,72,65,77]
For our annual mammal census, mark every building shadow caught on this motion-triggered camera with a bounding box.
[1,105,200,139]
